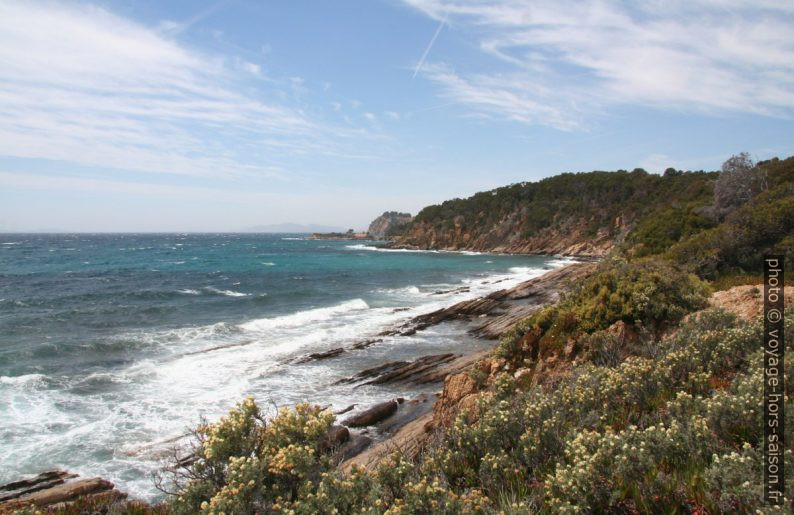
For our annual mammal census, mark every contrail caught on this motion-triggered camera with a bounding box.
[167,0,228,35]
[412,11,449,79]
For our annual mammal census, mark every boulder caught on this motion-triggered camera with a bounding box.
[320,425,351,452]
[5,478,115,508]
[341,400,399,428]
[0,470,76,502]
[432,372,479,428]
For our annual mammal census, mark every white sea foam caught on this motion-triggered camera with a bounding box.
[130,322,234,350]
[281,237,303,241]
[345,244,436,253]
[261,262,276,266]
[204,287,250,297]
[177,289,200,295]
[0,373,46,386]
[0,253,573,501]
[547,256,579,267]
[347,245,491,256]
[239,299,370,332]
[1,242,21,245]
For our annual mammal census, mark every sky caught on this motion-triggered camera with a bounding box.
[1,0,793,232]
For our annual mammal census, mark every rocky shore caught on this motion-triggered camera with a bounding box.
[1,261,594,510]
[0,471,129,512]
[316,261,597,471]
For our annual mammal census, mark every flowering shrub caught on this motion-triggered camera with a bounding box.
[430,308,792,512]
[161,307,792,514]
[164,399,335,514]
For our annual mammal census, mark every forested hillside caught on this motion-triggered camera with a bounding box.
[392,167,716,255]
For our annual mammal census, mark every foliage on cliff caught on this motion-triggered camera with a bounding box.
[394,167,716,253]
[153,309,792,514]
[497,257,711,363]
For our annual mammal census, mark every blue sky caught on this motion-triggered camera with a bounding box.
[1,0,793,232]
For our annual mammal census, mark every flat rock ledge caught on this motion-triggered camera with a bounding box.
[0,471,125,512]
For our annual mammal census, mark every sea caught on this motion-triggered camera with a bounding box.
[0,233,570,500]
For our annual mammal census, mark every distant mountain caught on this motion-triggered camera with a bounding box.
[241,223,347,234]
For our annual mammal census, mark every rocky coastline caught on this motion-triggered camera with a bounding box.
[1,260,594,511]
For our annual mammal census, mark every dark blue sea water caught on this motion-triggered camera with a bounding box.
[0,233,568,499]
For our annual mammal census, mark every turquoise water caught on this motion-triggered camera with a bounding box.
[0,233,566,499]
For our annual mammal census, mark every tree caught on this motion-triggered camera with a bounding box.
[713,152,758,221]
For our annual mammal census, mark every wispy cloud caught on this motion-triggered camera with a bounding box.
[402,0,794,129]
[0,0,371,180]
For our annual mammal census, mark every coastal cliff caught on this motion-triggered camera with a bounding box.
[366,211,412,240]
[390,168,717,256]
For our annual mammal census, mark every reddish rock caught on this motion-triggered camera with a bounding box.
[432,372,479,427]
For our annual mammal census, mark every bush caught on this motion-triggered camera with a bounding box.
[159,303,791,514]
[161,399,335,514]
[626,205,714,257]
[498,258,710,362]
[670,185,794,280]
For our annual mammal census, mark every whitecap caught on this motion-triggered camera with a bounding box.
[239,299,369,332]
[261,262,276,266]
[344,244,432,253]
[0,373,46,386]
[376,285,422,296]
[177,289,200,295]
[204,287,250,297]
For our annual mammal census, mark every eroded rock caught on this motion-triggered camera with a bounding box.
[341,400,399,428]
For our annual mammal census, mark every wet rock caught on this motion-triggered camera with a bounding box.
[1,476,118,510]
[362,354,457,386]
[431,286,470,295]
[334,404,357,415]
[294,347,345,363]
[339,434,373,461]
[377,394,432,434]
[321,425,350,452]
[397,297,505,335]
[350,338,382,350]
[470,263,596,339]
[334,360,409,385]
[341,400,399,428]
[0,471,77,502]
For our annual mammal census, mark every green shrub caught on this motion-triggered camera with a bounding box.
[498,258,710,362]
[626,205,714,257]
[670,186,794,280]
[162,399,335,514]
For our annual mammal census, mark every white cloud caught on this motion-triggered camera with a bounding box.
[0,0,368,179]
[402,0,794,128]
[639,153,674,173]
